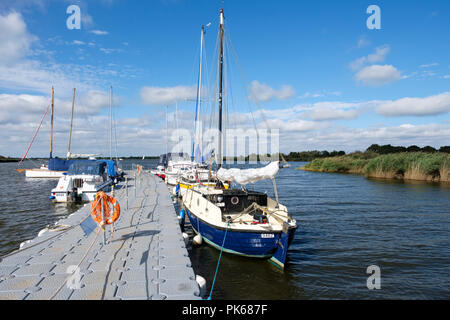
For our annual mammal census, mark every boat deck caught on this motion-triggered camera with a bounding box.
[0,171,200,300]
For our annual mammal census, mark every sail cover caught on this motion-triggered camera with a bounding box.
[217,161,279,185]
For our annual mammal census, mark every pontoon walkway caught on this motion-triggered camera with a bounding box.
[0,171,200,300]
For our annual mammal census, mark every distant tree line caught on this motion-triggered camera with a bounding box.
[366,144,450,155]
[282,144,450,162]
[0,155,19,162]
[282,150,346,161]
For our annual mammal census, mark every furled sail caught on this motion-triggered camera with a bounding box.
[217,161,279,185]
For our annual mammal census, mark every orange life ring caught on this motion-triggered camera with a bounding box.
[91,191,120,226]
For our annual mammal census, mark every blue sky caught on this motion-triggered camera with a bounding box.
[0,0,449,157]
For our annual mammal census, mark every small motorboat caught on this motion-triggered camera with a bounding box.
[50,160,116,203]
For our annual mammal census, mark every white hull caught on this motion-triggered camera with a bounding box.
[25,168,65,178]
[51,174,112,203]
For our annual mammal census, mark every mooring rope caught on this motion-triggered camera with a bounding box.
[206,221,230,300]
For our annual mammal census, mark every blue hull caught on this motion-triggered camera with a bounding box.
[186,209,296,269]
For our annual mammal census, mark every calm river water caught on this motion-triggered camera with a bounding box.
[1,159,449,299]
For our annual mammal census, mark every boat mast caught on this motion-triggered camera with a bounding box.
[67,88,75,159]
[109,86,113,160]
[193,25,205,163]
[50,86,54,159]
[218,8,225,169]
[166,105,169,156]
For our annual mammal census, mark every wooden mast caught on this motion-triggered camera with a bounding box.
[218,8,225,169]
[50,86,54,159]
[67,88,75,159]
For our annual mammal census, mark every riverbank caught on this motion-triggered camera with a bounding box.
[299,152,450,183]
[0,156,19,163]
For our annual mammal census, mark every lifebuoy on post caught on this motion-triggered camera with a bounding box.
[91,191,120,226]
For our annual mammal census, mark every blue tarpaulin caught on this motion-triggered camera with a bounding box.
[102,160,118,178]
[48,158,76,171]
[68,160,107,176]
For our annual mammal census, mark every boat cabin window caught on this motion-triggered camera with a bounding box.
[214,190,267,214]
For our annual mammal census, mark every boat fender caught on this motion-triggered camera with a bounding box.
[193,234,203,246]
[20,240,32,249]
[178,209,186,230]
[178,209,185,221]
[182,232,189,245]
[175,184,180,196]
[49,195,56,200]
[195,275,207,297]
[38,228,48,237]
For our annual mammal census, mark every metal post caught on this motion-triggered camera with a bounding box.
[125,177,128,210]
[134,171,137,198]
[101,197,107,245]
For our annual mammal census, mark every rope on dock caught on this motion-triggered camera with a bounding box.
[48,228,100,300]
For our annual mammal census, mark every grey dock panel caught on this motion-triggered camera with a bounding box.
[0,172,200,300]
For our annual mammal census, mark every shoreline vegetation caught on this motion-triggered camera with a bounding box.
[298,145,450,183]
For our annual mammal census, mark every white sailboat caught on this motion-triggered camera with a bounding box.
[181,8,297,270]
[50,86,119,202]
[19,87,75,178]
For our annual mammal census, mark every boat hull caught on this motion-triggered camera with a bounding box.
[25,169,66,178]
[186,208,296,268]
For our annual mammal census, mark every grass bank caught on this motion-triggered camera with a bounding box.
[300,152,450,183]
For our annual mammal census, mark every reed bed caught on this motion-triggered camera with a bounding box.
[301,152,450,183]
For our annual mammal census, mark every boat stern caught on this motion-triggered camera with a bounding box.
[269,222,297,270]
[50,176,72,203]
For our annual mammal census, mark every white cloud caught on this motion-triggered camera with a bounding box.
[357,35,371,48]
[99,48,123,54]
[140,85,197,105]
[0,12,37,64]
[303,106,363,121]
[355,64,401,86]
[265,118,329,132]
[419,63,438,68]
[90,30,109,35]
[376,92,450,116]
[0,91,111,124]
[349,45,390,71]
[250,81,295,103]
[81,13,94,29]
[0,12,118,96]
[278,123,450,153]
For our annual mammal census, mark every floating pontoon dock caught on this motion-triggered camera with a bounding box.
[0,171,201,300]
